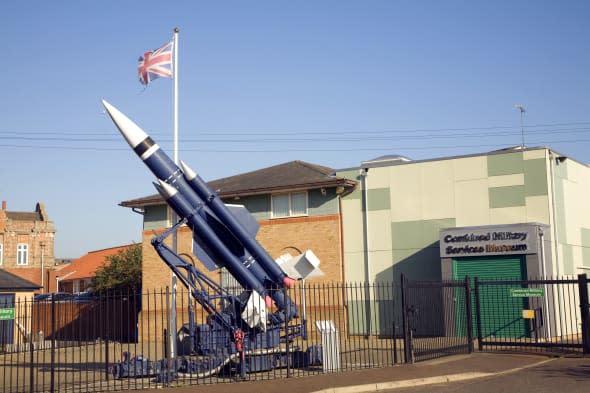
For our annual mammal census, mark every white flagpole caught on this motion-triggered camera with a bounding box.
[170,27,180,363]
[173,27,179,164]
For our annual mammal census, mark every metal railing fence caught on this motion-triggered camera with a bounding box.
[1,282,404,393]
[1,275,588,393]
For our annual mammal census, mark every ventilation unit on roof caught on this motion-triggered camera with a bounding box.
[361,154,412,167]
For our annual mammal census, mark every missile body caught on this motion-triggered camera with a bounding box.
[153,180,270,304]
[179,161,296,289]
[102,100,296,315]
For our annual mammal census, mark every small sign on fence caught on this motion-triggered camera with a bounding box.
[522,309,535,319]
[510,288,544,298]
[0,308,15,320]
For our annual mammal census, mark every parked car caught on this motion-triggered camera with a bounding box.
[34,292,97,302]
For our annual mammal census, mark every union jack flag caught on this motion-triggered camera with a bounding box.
[138,41,173,85]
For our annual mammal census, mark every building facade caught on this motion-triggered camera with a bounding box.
[337,147,590,335]
[339,147,590,283]
[0,201,56,292]
[0,269,42,346]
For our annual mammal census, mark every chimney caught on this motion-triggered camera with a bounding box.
[1,201,5,210]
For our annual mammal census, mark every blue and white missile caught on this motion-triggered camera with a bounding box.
[153,179,271,305]
[101,99,297,313]
[179,160,296,289]
[154,179,299,320]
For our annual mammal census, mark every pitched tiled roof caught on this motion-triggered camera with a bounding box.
[57,244,135,282]
[120,160,356,208]
[0,269,42,291]
[3,268,42,287]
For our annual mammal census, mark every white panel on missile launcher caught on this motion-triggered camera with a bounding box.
[276,250,324,280]
[241,291,268,331]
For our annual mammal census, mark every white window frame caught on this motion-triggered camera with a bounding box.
[0,243,3,265]
[271,191,308,218]
[16,243,29,266]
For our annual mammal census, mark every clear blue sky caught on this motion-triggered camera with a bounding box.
[1,1,589,258]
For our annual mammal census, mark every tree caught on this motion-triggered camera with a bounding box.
[90,244,142,294]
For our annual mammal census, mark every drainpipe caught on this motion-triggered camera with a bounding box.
[360,167,372,336]
[361,168,371,284]
[538,228,551,338]
[548,151,565,337]
[548,152,561,276]
[40,242,45,293]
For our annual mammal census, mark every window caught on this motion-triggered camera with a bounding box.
[0,243,3,265]
[271,192,308,218]
[17,244,28,265]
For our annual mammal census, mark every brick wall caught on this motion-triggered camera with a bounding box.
[141,213,343,294]
[0,206,56,291]
[257,214,343,283]
[141,226,221,294]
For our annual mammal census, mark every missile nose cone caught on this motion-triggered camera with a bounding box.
[179,160,197,181]
[155,179,179,199]
[101,99,150,149]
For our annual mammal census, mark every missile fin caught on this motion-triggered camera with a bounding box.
[226,204,260,237]
[202,210,246,258]
[192,235,222,271]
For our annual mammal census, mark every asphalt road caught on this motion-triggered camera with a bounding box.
[385,357,590,393]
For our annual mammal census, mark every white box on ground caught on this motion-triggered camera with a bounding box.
[315,320,340,372]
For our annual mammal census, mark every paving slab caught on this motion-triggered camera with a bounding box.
[139,352,552,393]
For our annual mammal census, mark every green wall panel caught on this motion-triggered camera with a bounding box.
[144,205,168,231]
[391,218,455,250]
[308,188,339,216]
[388,218,455,280]
[390,247,441,280]
[523,158,548,196]
[488,185,526,208]
[227,194,270,220]
[226,189,339,220]
[337,169,362,200]
[367,188,390,211]
[487,152,524,176]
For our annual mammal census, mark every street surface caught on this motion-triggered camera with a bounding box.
[387,357,590,393]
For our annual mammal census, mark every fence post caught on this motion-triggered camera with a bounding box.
[463,276,474,353]
[284,287,291,378]
[50,297,55,393]
[578,274,590,354]
[104,292,110,382]
[164,286,171,384]
[28,298,34,393]
[474,277,483,351]
[400,274,412,363]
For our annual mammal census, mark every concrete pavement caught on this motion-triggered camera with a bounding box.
[146,352,558,393]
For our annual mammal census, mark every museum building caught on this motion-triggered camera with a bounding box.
[337,146,590,335]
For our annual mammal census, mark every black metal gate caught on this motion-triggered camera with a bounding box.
[401,273,590,362]
[401,275,473,363]
[474,274,590,354]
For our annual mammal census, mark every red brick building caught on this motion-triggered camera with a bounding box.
[0,201,56,292]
